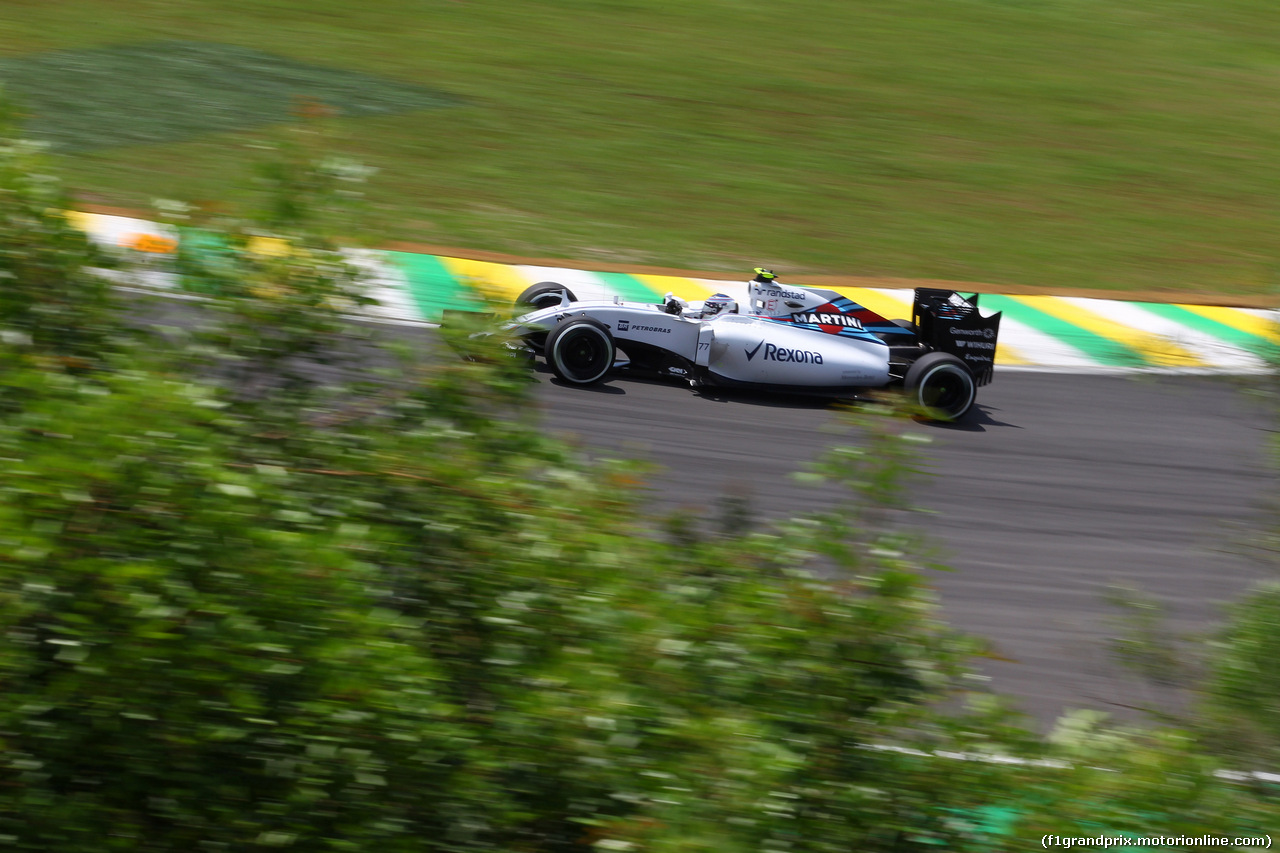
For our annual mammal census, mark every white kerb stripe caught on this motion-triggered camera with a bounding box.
[997,315,1099,369]
[693,280,752,306]
[869,287,916,306]
[866,288,1097,369]
[1060,296,1266,371]
[515,267,617,302]
[346,249,419,323]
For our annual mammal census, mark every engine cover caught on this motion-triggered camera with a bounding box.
[704,315,890,388]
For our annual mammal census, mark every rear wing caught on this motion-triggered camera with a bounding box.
[912,288,1002,386]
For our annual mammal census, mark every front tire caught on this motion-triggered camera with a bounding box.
[903,352,976,421]
[544,317,615,385]
[516,282,578,311]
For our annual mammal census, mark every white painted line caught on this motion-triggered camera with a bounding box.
[996,363,1272,376]
[864,742,1280,785]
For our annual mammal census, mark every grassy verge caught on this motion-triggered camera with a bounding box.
[2,0,1280,298]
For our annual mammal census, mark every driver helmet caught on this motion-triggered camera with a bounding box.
[701,293,737,319]
[751,267,777,284]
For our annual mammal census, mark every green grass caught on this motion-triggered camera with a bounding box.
[2,0,1280,298]
[0,41,460,150]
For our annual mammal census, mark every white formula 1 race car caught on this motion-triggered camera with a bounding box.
[504,268,1002,421]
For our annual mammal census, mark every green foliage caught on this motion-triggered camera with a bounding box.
[1193,342,1280,776]
[1105,584,1190,692]
[158,130,379,404]
[0,100,115,378]
[1198,582,1280,772]
[0,108,1276,851]
[0,112,999,850]
[0,374,464,851]
[1007,717,1277,849]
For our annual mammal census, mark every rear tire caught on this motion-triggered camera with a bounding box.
[544,317,615,385]
[903,352,976,421]
[516,282,578,311]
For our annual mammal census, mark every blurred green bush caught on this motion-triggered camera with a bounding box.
[0,106,1274,852]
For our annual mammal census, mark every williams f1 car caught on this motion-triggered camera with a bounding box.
[504,269,1001,421]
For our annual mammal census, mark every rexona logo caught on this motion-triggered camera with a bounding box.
[745,341,824,364]
[794,311,863,329]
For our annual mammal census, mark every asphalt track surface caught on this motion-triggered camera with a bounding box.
[129,296,1275,728]
[527,360,1275,728]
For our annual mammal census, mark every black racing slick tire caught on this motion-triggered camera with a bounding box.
[516,282,578,311]
[903,352,977,421]
[544,317,615,385]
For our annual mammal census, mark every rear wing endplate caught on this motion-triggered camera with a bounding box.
[912,288,1002,386]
